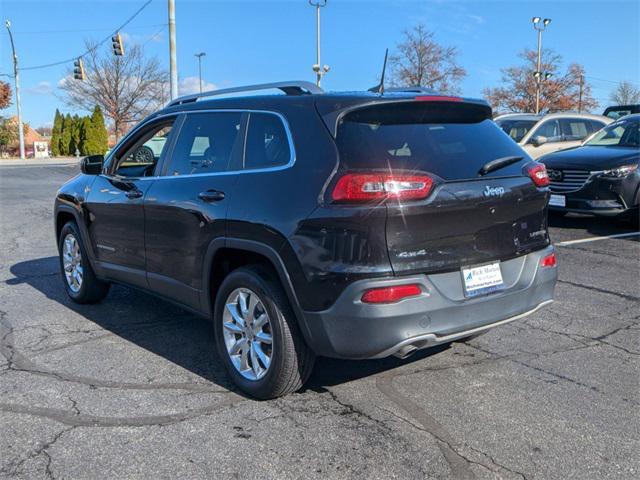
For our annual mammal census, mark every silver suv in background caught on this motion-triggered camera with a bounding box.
[495,112,612,159]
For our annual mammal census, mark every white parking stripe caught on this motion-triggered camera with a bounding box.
[556,232,640,246]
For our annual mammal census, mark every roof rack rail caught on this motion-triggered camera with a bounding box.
[167,81,324,107]
[383,86,439,94]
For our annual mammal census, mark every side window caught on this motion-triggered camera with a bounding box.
[590,120,606,133]
[244,113,292,170]
[560,119,591,141]
[532,120,561,143]
[167,112,243,176]
[115,121,175,178]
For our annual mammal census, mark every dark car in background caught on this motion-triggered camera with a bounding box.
[603,104,640,120]
[540,114,640,223]
[54,81,557,398]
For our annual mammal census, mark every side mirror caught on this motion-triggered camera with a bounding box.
[531,136,548,147]
[81,155,104,175]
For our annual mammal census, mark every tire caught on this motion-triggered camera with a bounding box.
[213,265,315,399]
[58,221,110,304]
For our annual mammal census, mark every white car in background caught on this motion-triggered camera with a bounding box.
[495,112,612,159]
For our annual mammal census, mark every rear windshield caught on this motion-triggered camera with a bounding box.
[336,102,528,180]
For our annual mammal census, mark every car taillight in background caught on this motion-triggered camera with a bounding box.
[526,162,550,187]
[332,173,434,203]
[361,284,422,304]
[540,252,557,268]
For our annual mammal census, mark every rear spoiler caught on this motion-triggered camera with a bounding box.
[316,95,492,138]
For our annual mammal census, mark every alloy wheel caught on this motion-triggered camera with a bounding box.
[222,288,273,381]
[62,233,83,293]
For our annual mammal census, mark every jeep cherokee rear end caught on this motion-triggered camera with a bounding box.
[290,93,557,359]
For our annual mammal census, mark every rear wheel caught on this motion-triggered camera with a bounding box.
[214,266,314,399]
[58,221,110,303]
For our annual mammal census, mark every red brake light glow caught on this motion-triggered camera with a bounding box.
[527,163,550,187]
[540,252,557,268]
[332,173,434,203]
[414,95,463,102]
[361,284,422,304]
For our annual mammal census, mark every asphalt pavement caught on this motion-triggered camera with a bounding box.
[1,164,638,479]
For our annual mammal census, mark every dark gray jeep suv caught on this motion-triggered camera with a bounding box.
[55,81,557,398]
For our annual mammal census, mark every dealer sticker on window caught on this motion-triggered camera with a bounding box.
[549,194,566,207]
[462,262,505,298]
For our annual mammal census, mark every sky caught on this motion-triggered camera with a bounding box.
[1,0,639,128]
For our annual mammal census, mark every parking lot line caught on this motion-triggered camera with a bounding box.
[556,232,640,246]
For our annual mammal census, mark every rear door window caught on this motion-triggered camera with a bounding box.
[166,112,243,176]
[336,102,527,181]
[244,112,292,170]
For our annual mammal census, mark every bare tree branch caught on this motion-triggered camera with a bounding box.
[59,40,167,140]
[609,81,640,105]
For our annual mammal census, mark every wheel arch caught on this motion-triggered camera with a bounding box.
[55,204,98,266]
[201,238,315,349]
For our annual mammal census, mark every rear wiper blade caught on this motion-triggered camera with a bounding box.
[478,156,524,176]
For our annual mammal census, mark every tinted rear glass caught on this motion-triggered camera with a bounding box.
[336,102,528,180]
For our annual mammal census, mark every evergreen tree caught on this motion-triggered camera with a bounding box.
[69,114,81,155]
[88,105,109,155]
[78,117,91,155]
[60,114,72,156]
[50,109,62,156]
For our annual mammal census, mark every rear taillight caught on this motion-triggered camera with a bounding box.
[540,252,557,268]
[527,162,550,187]
[361,284,422,304]
[332,173,434,203]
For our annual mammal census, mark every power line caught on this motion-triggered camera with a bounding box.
[584,75,639,87]
[20,0,154,71]
[11,23,165,35]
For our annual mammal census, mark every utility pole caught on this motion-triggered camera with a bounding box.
[5,20,25,160]
[578,74,584,113]
[309,0,329,87]
[195,52,206,93]
[532,17,551,115]
[168,0,178,100]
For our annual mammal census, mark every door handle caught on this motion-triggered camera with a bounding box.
[198,190,225,202]
[125,189,143,199]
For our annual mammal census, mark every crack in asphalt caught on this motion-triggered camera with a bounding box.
[375,375,475,479]
[557,279,640,302]
[0,309,228,393]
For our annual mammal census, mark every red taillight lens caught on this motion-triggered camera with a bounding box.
[332,173,434,203]
[527,163,550,187]
[540,252,557,268]
[361,284,422,304]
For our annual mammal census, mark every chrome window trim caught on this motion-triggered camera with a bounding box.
[112,109,296,182]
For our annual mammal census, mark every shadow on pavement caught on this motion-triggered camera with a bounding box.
[7,256,451,395]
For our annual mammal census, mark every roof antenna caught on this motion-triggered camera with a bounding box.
[368,48,389,95]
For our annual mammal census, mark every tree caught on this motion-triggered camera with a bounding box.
[51,109,63,156]
[609,81,640,105]
[0,117,29,154]
[0,81,11,110]
[61,114,72,156]
[59,40,166,140]
[388,24,466,93]
[483,49,598,114]
[82,105,109,155]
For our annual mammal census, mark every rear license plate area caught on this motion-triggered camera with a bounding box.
[462,262,505,298]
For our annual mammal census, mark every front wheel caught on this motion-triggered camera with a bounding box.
[213,266,314,399]
[58,221,110,303]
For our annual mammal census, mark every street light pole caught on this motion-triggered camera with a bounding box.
[309,0,329,87]
[532,17,551,115]
[168,0,178,100]
[195,52,206,93]
[5,20,25,160]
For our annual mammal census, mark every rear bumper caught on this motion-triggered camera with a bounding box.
[302,246,557,359]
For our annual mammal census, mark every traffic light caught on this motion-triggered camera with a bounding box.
[73,58,85,81]
[112,32,125,56]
